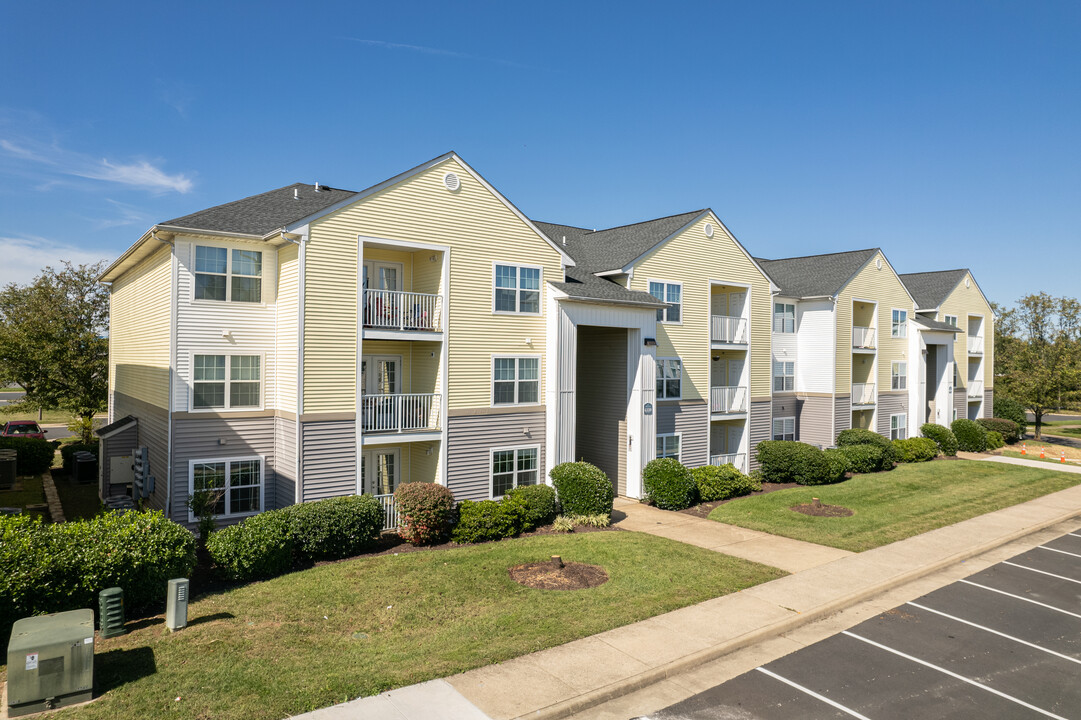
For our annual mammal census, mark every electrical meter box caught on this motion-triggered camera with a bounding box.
[6,609,94,717]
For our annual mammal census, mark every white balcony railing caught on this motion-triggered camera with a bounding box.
[710,453,747,473]
[372,493,398,530]
[969,379,984,398]
[363,289,442,332]
[711,386,748,414]
[967,335,983,354]
[851,382,876,406]
[711,315,748,344]
[360,393,441,433]
[852,326,876,349]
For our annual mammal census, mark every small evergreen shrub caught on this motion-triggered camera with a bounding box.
[503,484,558,531]
[0,437,56,476]
[60,442,99,473]
[823,448,851,480]
[549,461,614,517]
[836,428,897,464]
[643,458,697,510]
[993,396,1028,437]
[756,441,839,485]
[452,499,523,543]
[552,515,575,533]
[891,437,939,462]
[207,510,294,582]
[921,423,958,456]
[977,418,1020,445]
[985,430,1005,450]
[951,418,988,452]
[395,482,456,545]
[574,513,611,528]
[691,464,760,502]
[835,444,889,474]
[285,495,384,561]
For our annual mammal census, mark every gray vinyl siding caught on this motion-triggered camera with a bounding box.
[576,327,627,491]
[772,395,801,438]
[656,401,708,468]
[113,392,169,512]
[954,388,968,424]
[877,393,908,438]
[446,411,546,501]
[275,416,297,508]
[748,400,771,471]
[99,422,138,494]
[834,395,851,435]
[300,420,357,502]
[171,415,278,524]
[798,396,834,447]
[984,389,994,418]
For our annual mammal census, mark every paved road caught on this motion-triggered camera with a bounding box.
[644,526,1081,720]
[1029,413,1081,423]
[0,390,25,407]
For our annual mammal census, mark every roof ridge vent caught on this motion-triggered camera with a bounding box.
[294,188,299,199]
[314,182,321,192]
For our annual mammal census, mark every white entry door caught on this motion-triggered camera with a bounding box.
[727,358,745,387]
[711,293,727,316]
[361,448,401,495]
[361,356,400,431]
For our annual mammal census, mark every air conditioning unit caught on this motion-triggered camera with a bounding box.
[6,609,94,717]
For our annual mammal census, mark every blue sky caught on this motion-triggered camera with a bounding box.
[1,1,1078,308]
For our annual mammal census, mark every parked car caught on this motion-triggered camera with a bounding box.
[1,421,45,439]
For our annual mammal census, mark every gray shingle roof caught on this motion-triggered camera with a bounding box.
[534,211,706,273]
[898,270,969,311]
[915,312,964,333]
[162,183,357,236]
[755,249,879,298]
[550,265,667,307]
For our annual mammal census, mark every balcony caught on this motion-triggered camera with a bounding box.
[363,289,442,333]
[968,379,984,398]
[851,382,876,406]
[967,335,983,354]
[710,453,747,473]
[711,386,748,414]
[852,326,876,350]
[360,393,441,435]
[711,315,748,344]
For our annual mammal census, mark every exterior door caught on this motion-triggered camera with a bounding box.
[727,425,744,455]
[361,356,400,431]
[728,291,747,316]
[711,293,727,316]
[361,448,401,495]
[363,261,403,326]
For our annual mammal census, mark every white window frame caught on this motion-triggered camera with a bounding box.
[187,455,265,522]
[648,279,683,324]
[491,355,541,407]
[192,244,265,304]
[656,433,682,461]
[492,262,542,315]
[189,352,265,412]
[773,360,795,392]
[890,414,907,440]
[773,302,795,333]
[891,361,907,391]
[656,357,683,400]
[944,314,958,328]
[891,308,908,338]
[773,417,795,441]
[490,445,540,499]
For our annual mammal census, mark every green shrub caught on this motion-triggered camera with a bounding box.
[549,461,614,517]
[0,437,56,475]
[642,458,697,510]
[993,396,1028,437]
[951,418,988,452]
[985,430,1005,450]
[691,464,760,502]
[60,442,99,473]
[823,448,851,479]
[834,444,890,474]
[756,441,840,485]
[207,510,294,582]
[977,418,1020,445]
[552,515,575,533]
[285,495,383,561]
[921,423,958,456]
[574,513,611,528]
[503,484,558,531]
[836,428,897,464]
[452,499,523,543]
[394,482,456,545]
[0,511,196,642]
[891,437,939,462]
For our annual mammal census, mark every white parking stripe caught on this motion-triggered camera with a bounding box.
[1039,546,1081,559]
[960,579,1081,620]
[1003,560,1081,586]
[755,667,874,720]
[1068,533,1081,539]
[842,631,1070,720]
[906,601,1081,666]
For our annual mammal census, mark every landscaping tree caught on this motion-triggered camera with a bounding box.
[0,262,108,442]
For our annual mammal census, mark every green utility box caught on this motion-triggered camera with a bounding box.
[98,587,125,638]
[6,609,94,717]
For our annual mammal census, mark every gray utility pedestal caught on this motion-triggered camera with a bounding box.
[6,609,94,717]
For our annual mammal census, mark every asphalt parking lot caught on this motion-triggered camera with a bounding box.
[645,526,1081,720]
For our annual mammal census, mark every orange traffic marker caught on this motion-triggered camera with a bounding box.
[1022,444,1027,455]
[1062,450,1067,464]
[1040,447,1045,459]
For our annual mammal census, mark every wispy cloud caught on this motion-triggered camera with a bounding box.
[0,236,108,287]
[341,37,539,70]
[91,199,150,230]
[155,79,194,118]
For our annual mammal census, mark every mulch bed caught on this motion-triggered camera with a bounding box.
[790,502,853,518]
[509,560,609,590]
[679,482,801,518]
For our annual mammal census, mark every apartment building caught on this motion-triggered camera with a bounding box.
[98,152,994,525]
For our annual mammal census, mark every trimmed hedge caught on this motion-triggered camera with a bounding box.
[823,448,850,479]
[691,464,760,502]
[892,437,939,462]
[993,396,1029,437]
[60,442,100,473]
[0,437,56,476]
[921,423,958,456]
[756,441,843,485]
[207,510,294,582]
[503,484,558,532]
[550,462,614,517]
[835,444,890,474]
[452,499,523,543]
[285,495,383,561]
[977,418,1020,445]
[951,418,988,452]
[1,511,196,641]
[836,428,897,464]
[395,482,456,545]
[643,458,697,510]
[986,430,1005,450]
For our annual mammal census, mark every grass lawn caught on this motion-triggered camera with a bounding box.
[709,460,1081,552]
[0,407,77,424]
[0,474,45,514]
[52,473,103,520]
[12,531,783,720]
[1001,450,1080,466]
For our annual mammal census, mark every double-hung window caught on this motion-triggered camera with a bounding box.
[944,314,958,328]
[773,303,795,333]
[773,417,795,441]
[892,309,908,338]
[194,246,262,302]
[891,361,907,390]
[656,433,681,460]
[492,357,539,405]
[193,354,261,410]
[190,456,263,519]
[491,446,538,498]
[649,280,682,323]
[891,414,907,440]
[656,358,682,399]
[773,360,794,392]
[493,264,540,314]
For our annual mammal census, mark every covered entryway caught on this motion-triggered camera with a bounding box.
[575,326,629,494]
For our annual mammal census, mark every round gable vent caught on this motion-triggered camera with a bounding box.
[965,277,970,288]
[443,172,461,192]
[876,258,882,270]
[704,223,714,238]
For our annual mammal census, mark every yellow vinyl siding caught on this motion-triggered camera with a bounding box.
[304,158,563,412]
[109,245,172,409]
[938,272,995,392]
[835,252,913,393]
[409,441,440,483]
[276,243,299,413]
[628,213,772,398]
